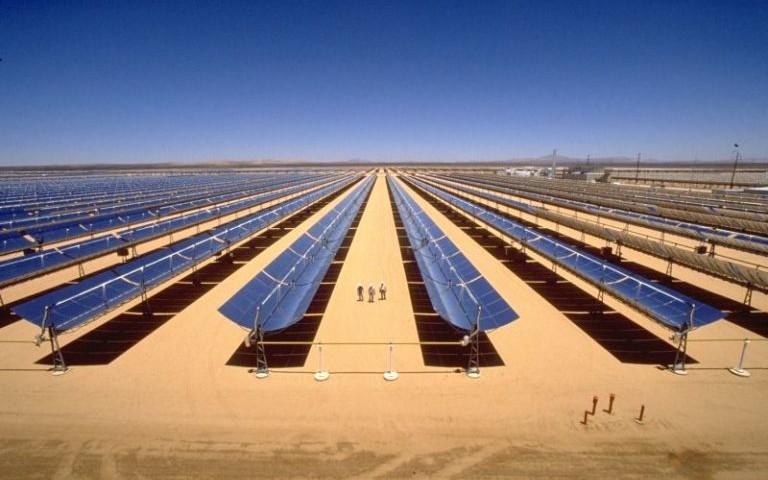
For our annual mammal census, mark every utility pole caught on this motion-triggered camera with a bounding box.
[729,143,740,189]
[634,153,641,183]
[551,149,557,179]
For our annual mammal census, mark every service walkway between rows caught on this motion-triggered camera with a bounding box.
[307,173,424,374]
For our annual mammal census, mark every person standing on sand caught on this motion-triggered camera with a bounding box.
[357,283,364,301]
[379,281,387,300]
[368,284,375,303]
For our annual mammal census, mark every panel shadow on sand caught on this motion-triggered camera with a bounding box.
[561,235,768,339]
[226,185,371,369]
[614,258,768,338]
[35,267,222,366]
[35,182,360,367]
[34,241,286,366]
[407,180,694,366]
[0,308,19,330]
[33,231,285,366]
[389,181,503,368]
[225,287,329,368]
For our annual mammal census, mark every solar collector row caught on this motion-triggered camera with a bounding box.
[420,174,768,292]
[0,174,346,286]
[12,174,362,333]
[591,173,768,214]
[546,172,768,216]
[218,175,375,332]
[0,173,335,255]
[0,173,267,222]
[437,173,768,254]
[404,175,724,332]
[0,171,269,209]
[1,173,299,233]
[2,174,262,238]
[388,175,518,332]
[449,173,768,235]
[474,172,768,230]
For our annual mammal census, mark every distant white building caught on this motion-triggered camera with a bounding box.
[498,167,545,177]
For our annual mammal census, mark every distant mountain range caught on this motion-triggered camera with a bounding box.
[2,155,767,171]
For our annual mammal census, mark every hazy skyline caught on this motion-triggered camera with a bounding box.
[1,0,767,166]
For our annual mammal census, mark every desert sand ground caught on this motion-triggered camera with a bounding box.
[1,171,767,479]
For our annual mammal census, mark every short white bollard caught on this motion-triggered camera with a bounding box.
[314,343,330,381]
[728,339,751,378]
[383,343,399,381]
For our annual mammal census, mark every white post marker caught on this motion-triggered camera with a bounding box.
[728,339,751,378]
[383,343,399,381]
[314,342,330,381]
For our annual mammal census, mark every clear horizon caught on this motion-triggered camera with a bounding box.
[1,0,767,166]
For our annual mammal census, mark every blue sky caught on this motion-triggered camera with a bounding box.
[1,0,766,165]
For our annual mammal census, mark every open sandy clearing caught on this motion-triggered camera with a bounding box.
[1,172,767,479]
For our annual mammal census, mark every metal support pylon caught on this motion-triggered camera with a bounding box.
[48,326,68,375]
[743,285,753,308]
[672,305,695,375]
[252,325,269,379]
[140,282,152,317]
[466,307,481,379]
[37,306,68,375]
[467,328,480,378]
[671,331,689,375]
